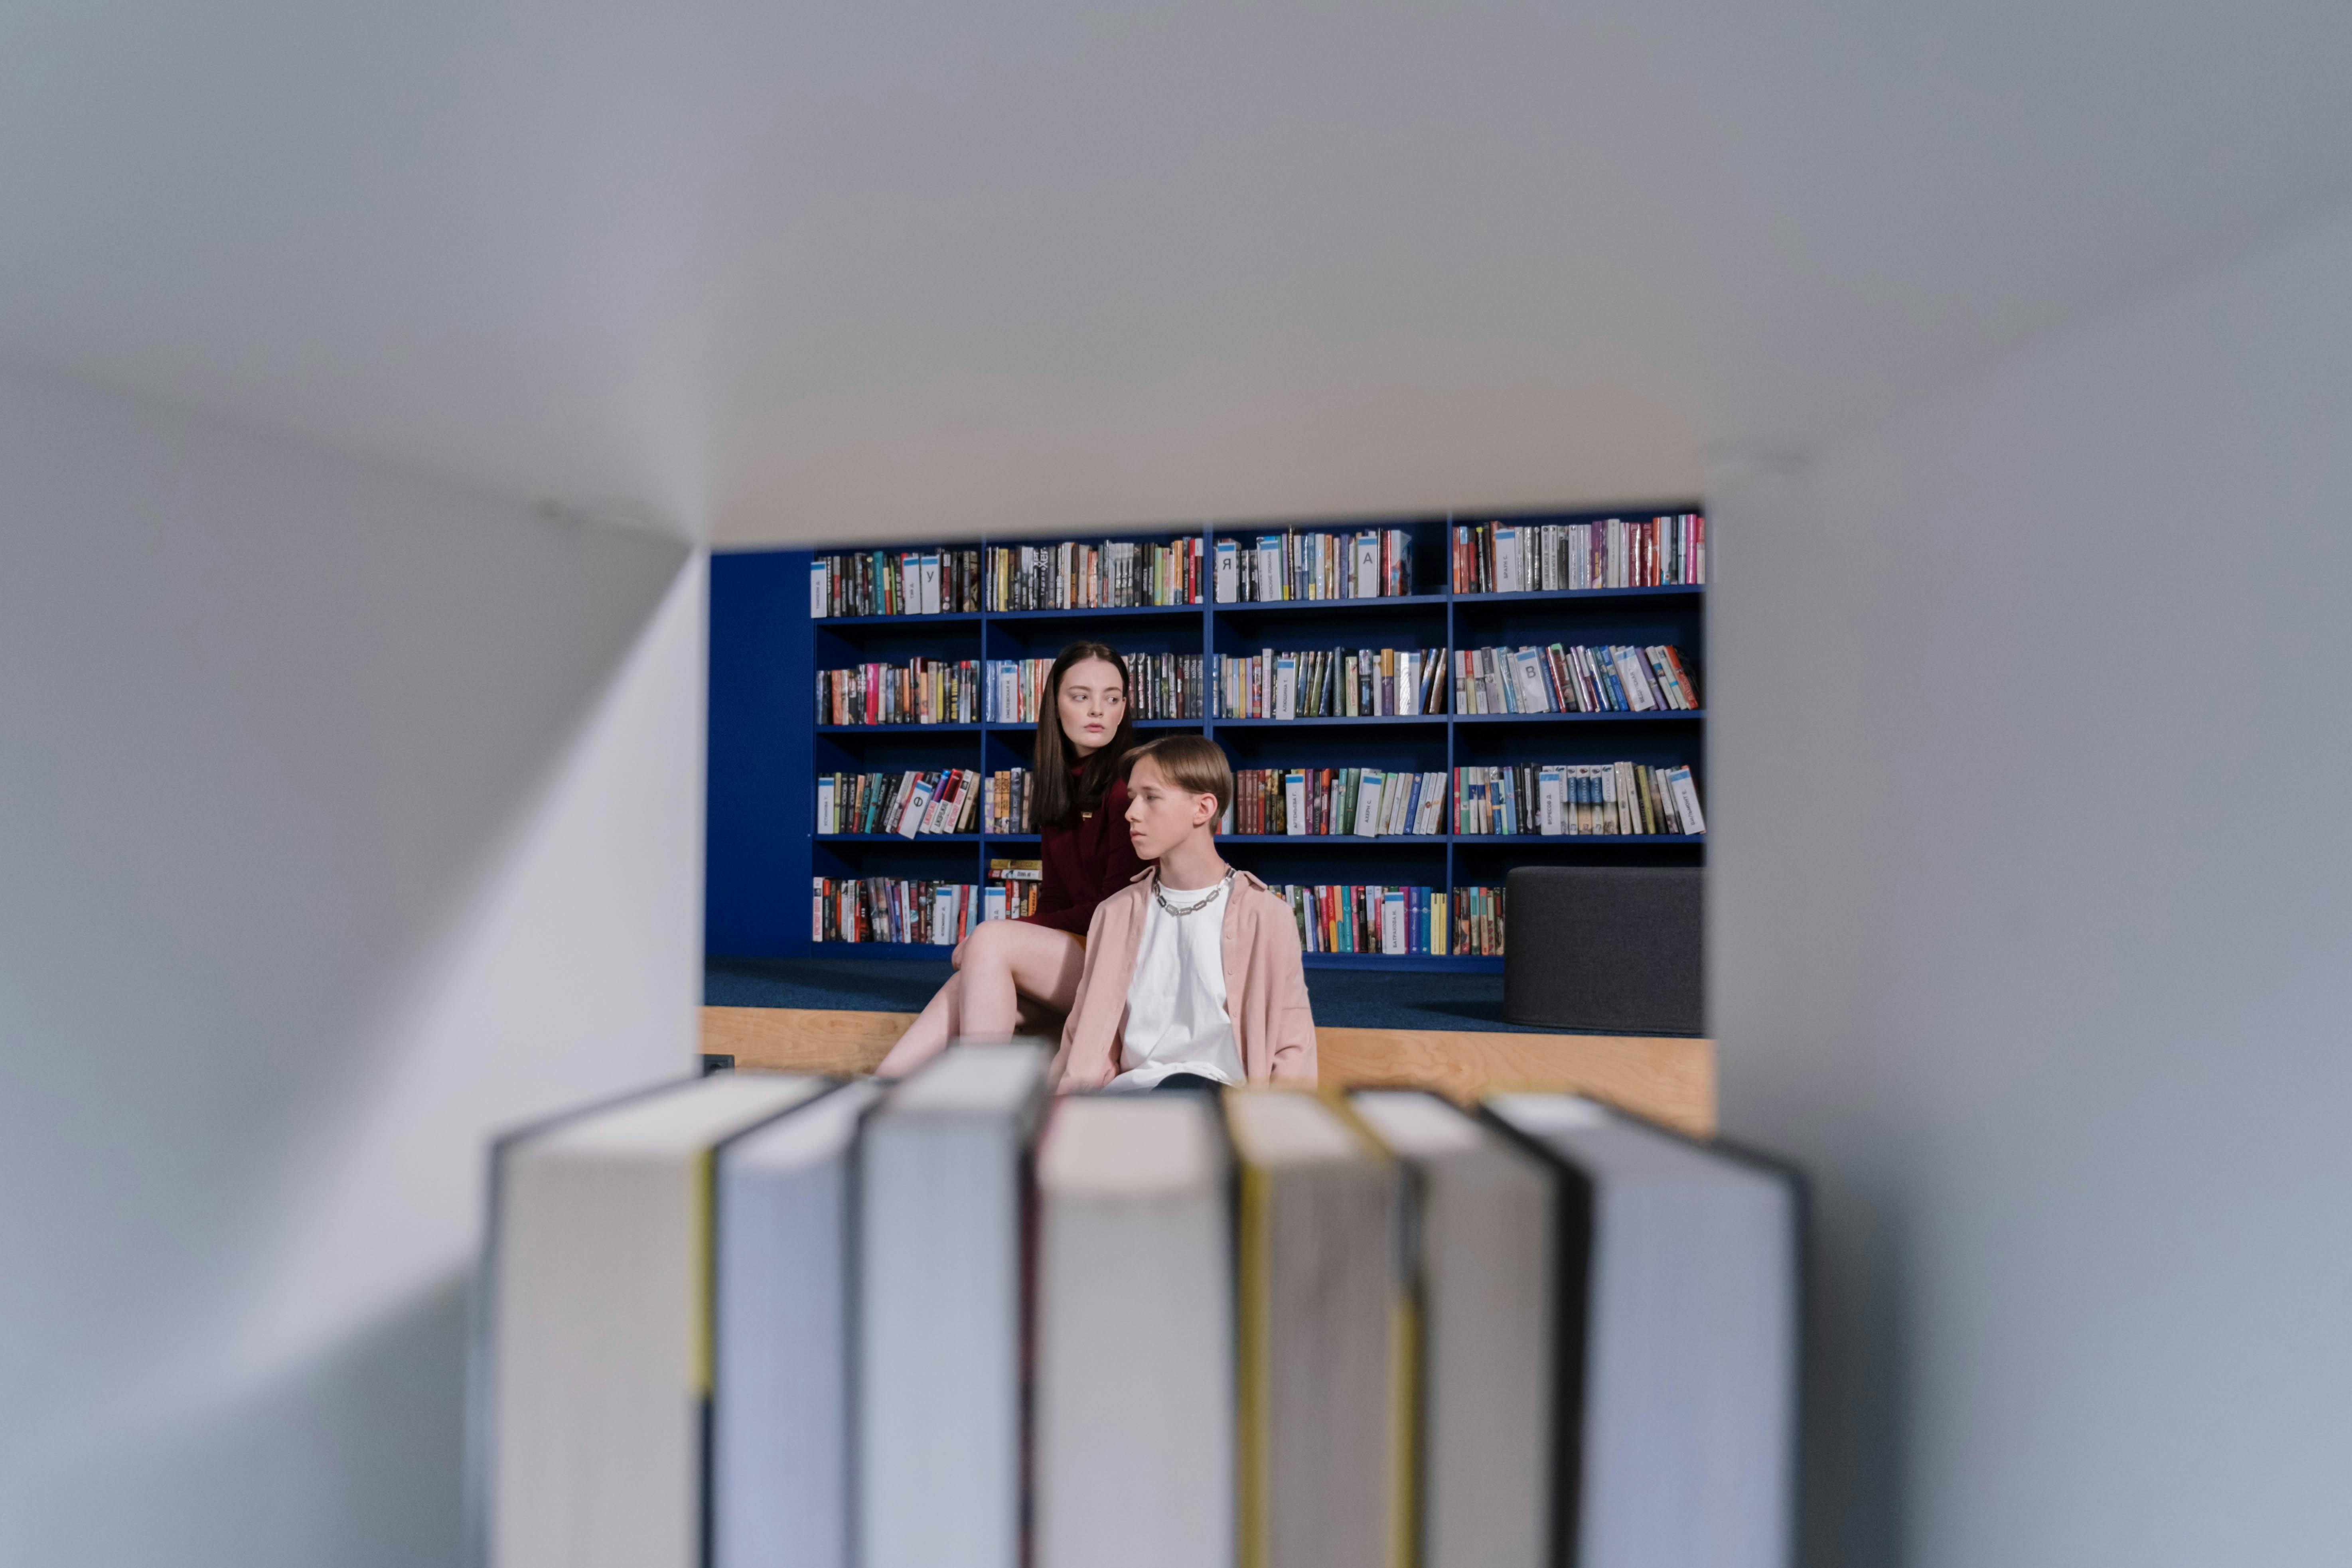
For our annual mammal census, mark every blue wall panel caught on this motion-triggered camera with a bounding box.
[706,548,812,957]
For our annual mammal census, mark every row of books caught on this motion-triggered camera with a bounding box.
[1212,526,1418,603]
[983,772,1034,836]
[1267,881,1461,954]
[1455,762,1708,837]
[985,538,1206,611]
[819,647,1689,724]
[484,1054,1796,1568]
[810,877,983,945]
[815,770,985,837]
[1452,882,1506,955]
[1228,767,1450,838]
[985,862,1040,920]
[984,654,1204,722]
[1217,646,1445,719]
[1454,642,1700,715]
[815,659,983,726]
[1450,514,1706,593]
[804,512,1704,618]
[809,548,984,618]
[814,762,1703,838]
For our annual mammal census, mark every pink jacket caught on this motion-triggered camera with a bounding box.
[1048,866,1318,1091]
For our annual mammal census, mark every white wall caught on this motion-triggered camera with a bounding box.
[0,360,706,1566]
[1711,206,2352,1566]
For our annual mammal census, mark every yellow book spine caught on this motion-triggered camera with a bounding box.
[692,1147,715,1398]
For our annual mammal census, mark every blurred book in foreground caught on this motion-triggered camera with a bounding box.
[477,1055,1798,1568]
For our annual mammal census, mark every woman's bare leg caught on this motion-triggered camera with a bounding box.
[955,920,1087,1038]
[876,971,962,1079]
[1012,991,1065,1036]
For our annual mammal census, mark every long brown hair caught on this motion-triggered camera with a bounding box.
[1031,641,1137,828]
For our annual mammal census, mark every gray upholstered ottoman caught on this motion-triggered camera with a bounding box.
[1503,866,1703,1035]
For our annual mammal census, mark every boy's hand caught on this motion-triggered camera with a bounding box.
[950,936,966,968]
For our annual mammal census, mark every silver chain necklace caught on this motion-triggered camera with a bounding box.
[1154,867,1235,917]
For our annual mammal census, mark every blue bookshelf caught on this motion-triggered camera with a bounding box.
[706,506,1705,968]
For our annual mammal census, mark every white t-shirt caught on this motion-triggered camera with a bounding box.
[1112,876,1244,1091]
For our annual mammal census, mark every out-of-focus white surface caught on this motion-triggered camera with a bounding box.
[0,360,706,1565]
[0,3,2348,540]
[1712,201,2352,1568]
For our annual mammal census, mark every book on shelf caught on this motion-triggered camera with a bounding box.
[817,659,981,725]
[1266,882,1450,954]
[860,1044,1052,1568]
[984,538,1204,611]
[1451,884,1505,955]
[1215,647,1446,719]
[1452,762,1704,837]
[894,775,935,836]
[985,655,1202,722]
[1494,523,1526,592]
[1231,767,1448,838]
[1219,525,1417,602]
[812,876,989,945]
[1034,1094,1233,1568]
[816,770,984,836]
[812,547,983,617]
[484,1054,1799,1568]
[1226,1089,1407,1568]
[485,1070,835,1568]
[1452,643,1698,716]
[1450,514,1705,593]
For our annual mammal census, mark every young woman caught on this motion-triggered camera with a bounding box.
[876,641,1149,1077]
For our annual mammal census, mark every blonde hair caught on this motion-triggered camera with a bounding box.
[1120,734,1233,822]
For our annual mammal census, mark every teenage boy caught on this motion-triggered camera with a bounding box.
[1046,734,1316,1092]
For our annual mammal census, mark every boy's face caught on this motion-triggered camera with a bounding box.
[1125,755,1217,862]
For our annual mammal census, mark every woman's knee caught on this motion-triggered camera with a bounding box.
[960,919,1016,971]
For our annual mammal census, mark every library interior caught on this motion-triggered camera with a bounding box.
[4,6,2350,1568]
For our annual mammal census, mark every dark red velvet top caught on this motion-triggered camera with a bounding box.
[1020,770,1151,936]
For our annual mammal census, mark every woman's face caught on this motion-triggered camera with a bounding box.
[1056,657,1126,757]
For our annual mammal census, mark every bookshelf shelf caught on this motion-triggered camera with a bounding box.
[815,722,986,734]
[1460,833,1703,845]
[968,718,1200,734]
[817,832,986,843]
[815,610,986,627]
[1212,715,1448,728]
[1213,591,1454,614]
[979,602,1206,621]
[709,506,1706,966]
[1451,584,1704,605]
[1452,709,1705,724]
[1221,834,1447,846]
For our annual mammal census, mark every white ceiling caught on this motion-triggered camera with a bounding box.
[2,1,2347,544]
